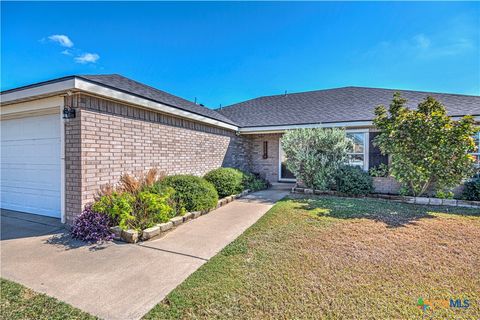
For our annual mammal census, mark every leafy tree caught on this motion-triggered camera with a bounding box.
[281,128,352,189]
[373,93,477,196]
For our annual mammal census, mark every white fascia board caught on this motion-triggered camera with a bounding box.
[0,79,75,104]
[239,116,480,135]
[1,78,238,131]
[239,121,373,134]
[74,79,238,131]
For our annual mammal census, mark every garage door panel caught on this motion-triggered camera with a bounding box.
[0,192,60,218]
[2,139,60,164]
[1,166,60,191]
[1,114,60,140]
[1,113,61,218]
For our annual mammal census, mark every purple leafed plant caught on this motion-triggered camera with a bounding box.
[71,205,114,243]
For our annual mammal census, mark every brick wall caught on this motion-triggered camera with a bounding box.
[372,177,402,195]
[64,96,82,224]
[372,176,465,197]
[247,133,281,182]
[64,94,249,223]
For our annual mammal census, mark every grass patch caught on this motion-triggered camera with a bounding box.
[144,196,480,319]
[0,278,97,320]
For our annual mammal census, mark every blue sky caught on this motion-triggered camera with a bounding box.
[2,1,479,107]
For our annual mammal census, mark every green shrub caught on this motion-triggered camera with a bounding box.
[144,183,186,216]
[158,175,218,212]
[435,190,454,199]
[368,163,389,177]
[242,171,269,191]
[92,189,175,231]
[335,165,373,196]
[204,168,244,198]
[463,178,480,201]
[374,93,477,196]
[92,192,135,230]
[281,128,352,190]
[135,190,175,226]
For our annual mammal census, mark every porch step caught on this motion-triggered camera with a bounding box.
[270,182,296,190]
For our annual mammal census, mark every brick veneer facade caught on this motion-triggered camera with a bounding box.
[372,176,465,197]
[372,177,402,194]
[63,94,250,224]
[246,133,282,182]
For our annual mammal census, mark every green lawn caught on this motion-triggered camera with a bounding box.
[0,278,97,320]
[144,195,480,319]
[2,196,479,319]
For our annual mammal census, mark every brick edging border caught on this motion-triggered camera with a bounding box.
[112,189,252,243]
[291,187,480,209]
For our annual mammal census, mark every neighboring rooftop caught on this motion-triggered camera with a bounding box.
[218,86,480,127]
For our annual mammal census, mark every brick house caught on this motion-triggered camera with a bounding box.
[1,74,479,223]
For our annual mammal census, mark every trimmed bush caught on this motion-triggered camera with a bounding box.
[158,175,218,212]
[144,183,186,216]
[135,190,175,225]
[204,168,244,198]
[242,171,269,192]
[281,128,352,190]
[463,178,480,201]
[335,165,373,196]
[92,192,135,230]
[368,164,389,177]
[71,205,114,243]
[92,190,174,231]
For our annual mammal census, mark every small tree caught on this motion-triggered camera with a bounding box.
[373,93,477,196]
[281,128,352,190]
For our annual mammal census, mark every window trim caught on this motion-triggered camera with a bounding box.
[346,129,369,171]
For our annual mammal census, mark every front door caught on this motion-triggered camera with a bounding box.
[279,143,295,181]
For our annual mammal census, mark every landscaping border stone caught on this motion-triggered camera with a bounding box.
[121,229,139,243]
[114,189,253,243]
[170,216,183,226]
[291,187,480,209]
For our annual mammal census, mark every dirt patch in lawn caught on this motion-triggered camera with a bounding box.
[144,196,480,320]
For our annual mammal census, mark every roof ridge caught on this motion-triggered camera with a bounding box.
[219,87,352,111]
[221,86,479,110]
[346,86,480,98]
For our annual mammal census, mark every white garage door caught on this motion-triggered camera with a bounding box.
[1,113,61,218]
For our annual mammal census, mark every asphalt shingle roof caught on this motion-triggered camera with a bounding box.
[218,86,480,127]
[78,74,236,125]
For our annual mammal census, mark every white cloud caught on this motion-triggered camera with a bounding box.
[365,32,474,60]
[48,34,74,48]
[61,49,72,56]
[413,34,431,50]
[75,53,100,64]
[363,14,477,61]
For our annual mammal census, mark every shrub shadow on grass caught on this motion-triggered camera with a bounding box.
[45,232,113,251]
[290,195,479,228]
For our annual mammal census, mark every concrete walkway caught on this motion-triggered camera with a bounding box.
[1,189,288,320]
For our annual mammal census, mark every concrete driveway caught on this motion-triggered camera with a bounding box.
[1,189,288,320]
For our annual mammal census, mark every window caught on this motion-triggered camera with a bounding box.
[263,141,268,159]
[346,132,367,170]
[472,131,480,167]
